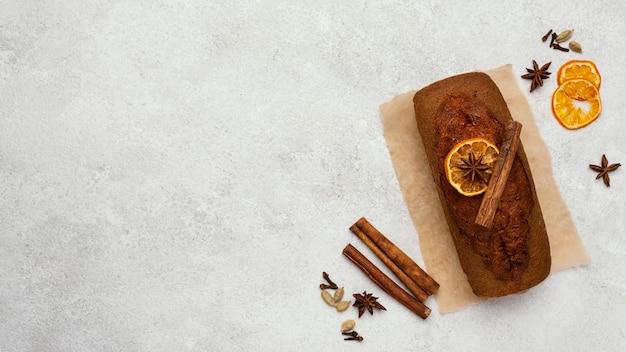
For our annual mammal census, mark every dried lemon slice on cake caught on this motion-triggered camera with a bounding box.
[557,60,602,88]
[444,138,500,197]
[551,78,602,129]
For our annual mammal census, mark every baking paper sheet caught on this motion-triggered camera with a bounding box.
[379,64,591,313]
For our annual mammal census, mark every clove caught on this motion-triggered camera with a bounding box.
[542,29,553,42]
[552,43,570,52]
[342,330,363,341]
[549,32,556,48]
[319,272,338,290]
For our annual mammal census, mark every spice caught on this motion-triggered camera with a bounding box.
[321,290,336,307]
[336,300,351,312]
[333,287,344,302]
[475,121,522,229]
[589,154,621,187]
[342,244,431,319]
[456,146,493,184]
[342,330,363,342]
[556,29,574,43]
[521,60,552,92]
[549,32,557,48]
[320,271,337,290]
[340,319,355,332]
[349,217,438,300]
[352,291,387,318]
[569,41,582,53]
[319,272,338,290]
[545,28,580,53]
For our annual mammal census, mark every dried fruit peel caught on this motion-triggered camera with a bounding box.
[551,78,602,130]
[557,60,601,88]
[444,138,499,196]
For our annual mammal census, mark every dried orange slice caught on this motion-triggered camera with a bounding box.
[551,78,602,129]
[444,138,499,197]
[557,60,601,88]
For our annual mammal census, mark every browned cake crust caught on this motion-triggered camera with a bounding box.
[413,72,551,297]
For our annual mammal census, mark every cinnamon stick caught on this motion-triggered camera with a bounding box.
[350,222,429,302]
[342,243,431,319]
[350,217,439,296]
[475,121,523,229]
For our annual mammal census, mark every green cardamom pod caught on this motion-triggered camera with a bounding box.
[556,29,574,43]
[340,319,355,332]
[333,287,344,302]
[321,290,336,307]
[336,300,351,312]
[569,41,582,53]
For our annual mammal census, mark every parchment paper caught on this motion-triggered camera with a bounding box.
[379,64,591,313]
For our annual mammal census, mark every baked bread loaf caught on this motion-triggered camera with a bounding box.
[413,72,551,297]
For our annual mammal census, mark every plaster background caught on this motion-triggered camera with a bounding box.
[1,1,625,351]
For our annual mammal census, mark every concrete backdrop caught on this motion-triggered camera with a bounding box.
[1,1,625,351]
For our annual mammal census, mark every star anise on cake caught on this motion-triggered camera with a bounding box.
[352,291,386,318]
[589,154,621,187]
[521,60,551,92]
[458,149,491,184]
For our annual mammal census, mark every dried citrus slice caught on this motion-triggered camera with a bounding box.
[551,78,602,129]
[444,138,499,197]
[557,60,601,88]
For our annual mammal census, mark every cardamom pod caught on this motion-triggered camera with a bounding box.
[340,319,356,332]
[556,29,574,43]
[336,300,351,312]
[333,287,344,302]
[569,41,582,53]
[321,290,336,307]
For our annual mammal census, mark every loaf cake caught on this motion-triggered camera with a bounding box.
[413,72,551,297]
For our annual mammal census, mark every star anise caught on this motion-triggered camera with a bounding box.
[521,60,551,92]
[352,291,386,318]
[589,154,621,187]
[457,149,491,185]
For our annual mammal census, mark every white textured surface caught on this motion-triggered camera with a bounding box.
[1,1,625,351]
